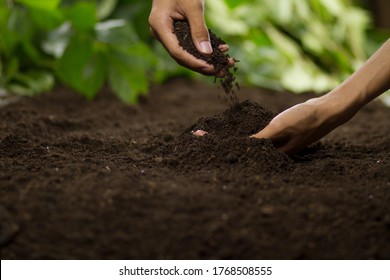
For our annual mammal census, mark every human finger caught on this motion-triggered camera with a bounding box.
[150,17,215,75]
[192,130,208,137]
[184,1,213,55]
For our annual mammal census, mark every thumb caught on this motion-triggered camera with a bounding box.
[186,9,212,54]
[250,126,271,139]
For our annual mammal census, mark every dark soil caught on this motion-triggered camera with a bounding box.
[1,78,390,259]
[174,20,239,104]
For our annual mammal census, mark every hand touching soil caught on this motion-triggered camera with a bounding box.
[251,96,357,155]
[194,39,390,156]
[253,38,390,155]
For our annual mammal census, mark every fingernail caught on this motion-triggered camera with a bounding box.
[192,130,208,137]
[219,44,229,51]
[200,41,212,54]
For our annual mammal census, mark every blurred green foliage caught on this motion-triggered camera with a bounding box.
[0,0,176,103]
[206,0,388,93]
[0,0,388,103]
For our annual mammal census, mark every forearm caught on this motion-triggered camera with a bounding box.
[252,39,390,155]
[331,39,390,111]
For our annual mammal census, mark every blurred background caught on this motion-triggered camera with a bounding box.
[0,0,389,103]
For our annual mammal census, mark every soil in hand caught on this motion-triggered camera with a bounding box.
[174,20,239,105]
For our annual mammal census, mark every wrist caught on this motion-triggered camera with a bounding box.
[320,86,362,126]
[327,39,390,111]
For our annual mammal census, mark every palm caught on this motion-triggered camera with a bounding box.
[252,98,342,155]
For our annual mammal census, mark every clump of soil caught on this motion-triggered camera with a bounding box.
[150,100,292,174]
[173,20,239,105]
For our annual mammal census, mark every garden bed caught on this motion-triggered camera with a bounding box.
[1,78,389,259]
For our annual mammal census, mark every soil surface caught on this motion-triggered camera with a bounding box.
[1,78,390,259]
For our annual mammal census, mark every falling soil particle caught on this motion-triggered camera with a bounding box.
[174,20,239,105]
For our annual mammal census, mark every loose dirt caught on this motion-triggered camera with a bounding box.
[174,20,239,104]
[1,79,389,259]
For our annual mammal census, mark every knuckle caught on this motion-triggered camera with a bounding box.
[148,12,161,29]
[148,14,156,28]
[148,14,162,39]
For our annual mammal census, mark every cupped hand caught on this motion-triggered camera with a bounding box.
[149,0,233,75]
[251,96,356,155]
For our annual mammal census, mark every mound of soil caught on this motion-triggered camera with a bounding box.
[151,100,292,174]
[1,79,390,259]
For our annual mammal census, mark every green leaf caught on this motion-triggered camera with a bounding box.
[0,3,10,24]
[41,22,71,58]
[225,0,243,9]
[0,27,17,57]
[2,57,20,83]
[9,70,54,96]
[22,40,46,66]
[81,51,107,99]
[251,30,272,47]
[97,0,118,20]
[16,0,61,10]
[206,1,249,36]
[95,19,138,45]
[7,8,34,42]
[29,6,64,30]
[108,44,155,104]
[56,36,93,86]
[108,54,146,104]
[65,2,96,32]
[7,84,34,96]
[152,43,193,83]
[17,70,54,92]
[56,36,106,99]
[318,0,344,17]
